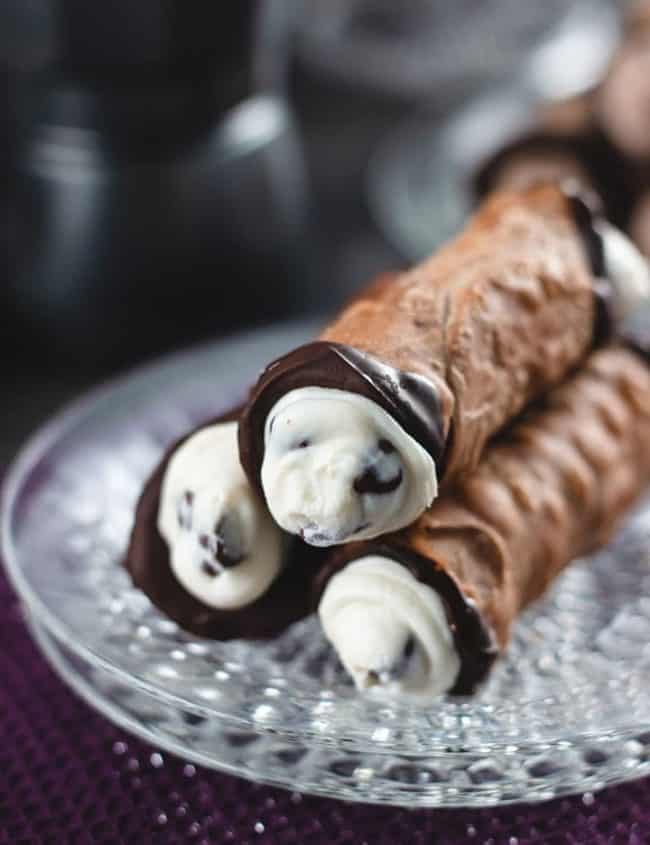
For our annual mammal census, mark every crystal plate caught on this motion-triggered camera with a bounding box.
[4,322,650,808]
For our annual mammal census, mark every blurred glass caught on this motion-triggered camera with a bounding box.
[4,0,316,374]
[295,0,618,103]
[13,90,309,365]
[365,0,621,260]
[285,0,621,303]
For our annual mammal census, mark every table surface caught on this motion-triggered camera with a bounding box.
[1,569,648,845]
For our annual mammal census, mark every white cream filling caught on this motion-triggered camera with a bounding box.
[599,222,650,319]
[319,555,461,699]
[260,387,437,547]
[158,422,284,610]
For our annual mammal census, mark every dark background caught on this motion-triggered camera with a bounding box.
[0,1,413,466]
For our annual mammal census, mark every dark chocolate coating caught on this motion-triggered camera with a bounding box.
[565,187,616,345]
[238,341,445,496]
[123,409,322,640]
[311,543,496,696]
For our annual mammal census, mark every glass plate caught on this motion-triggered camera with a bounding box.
[4,321,650,808]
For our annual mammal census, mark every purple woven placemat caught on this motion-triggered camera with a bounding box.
[0,570,646,845]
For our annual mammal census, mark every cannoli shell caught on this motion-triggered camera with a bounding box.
[240,184,597,489]
[314,346,650,692]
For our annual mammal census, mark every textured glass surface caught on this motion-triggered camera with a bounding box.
[4,322,650,807]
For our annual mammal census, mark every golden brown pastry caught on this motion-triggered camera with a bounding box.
[239,184,648,547]
[315,344,650,696]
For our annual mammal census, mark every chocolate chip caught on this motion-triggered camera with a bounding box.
[354,441,404,495]
[353,466,403,495]
[197,522,244,569]
[215,540,244,568]
[385,636,417,682]
[201,560,221,578]
[214,513,245,568]
[293,438,311,449]
[299,524,334,545]
[177,490,194,530]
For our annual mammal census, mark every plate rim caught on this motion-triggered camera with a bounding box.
[29,615,650,808]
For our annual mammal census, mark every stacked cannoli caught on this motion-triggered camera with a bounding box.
[124,182,650,699]
[315,344,650,695]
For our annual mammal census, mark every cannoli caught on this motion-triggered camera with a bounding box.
[476,0,650,233]
[124,409,319,639]
[315,339,650,697]
[239,184,650,546]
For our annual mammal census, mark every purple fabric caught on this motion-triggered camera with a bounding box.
[0,570,646,845]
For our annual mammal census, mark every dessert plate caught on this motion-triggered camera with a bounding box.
[4,321,650,808]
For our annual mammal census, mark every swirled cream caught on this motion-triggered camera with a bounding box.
[158,422,284,609]
[318,555,460,698]
[599,222,650,319]
[260,388,437,546]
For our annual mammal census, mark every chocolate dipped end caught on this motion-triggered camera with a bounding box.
[564,183,617,345]
[238,340,445,495]
[124,410,319,640]
[565,183,606,277]
[566,182,650,344]
[312,542,496,696]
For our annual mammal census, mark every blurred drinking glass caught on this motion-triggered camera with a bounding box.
[5,0,315,374]
[295,0,618,104]
[291,0,620,273]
